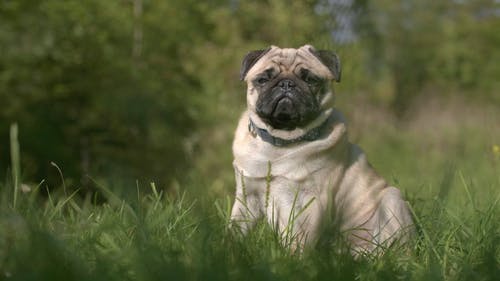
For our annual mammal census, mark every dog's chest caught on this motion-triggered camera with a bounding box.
[234,165,336,212]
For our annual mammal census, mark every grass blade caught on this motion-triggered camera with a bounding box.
[10,123,20,209]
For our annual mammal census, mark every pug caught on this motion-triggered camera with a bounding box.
[230,45,413,255]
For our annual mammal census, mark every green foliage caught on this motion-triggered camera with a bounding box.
[350,0,500,114]
[0,0,208,186]
[0,3,499,279]
[1,0,499,187]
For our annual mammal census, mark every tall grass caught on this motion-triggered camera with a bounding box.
[9,123,20,209]
[0,170,498,281]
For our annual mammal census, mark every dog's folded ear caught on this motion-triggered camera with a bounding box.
[309,47,341,83]
[240,47,272,81]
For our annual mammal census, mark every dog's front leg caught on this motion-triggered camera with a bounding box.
[229,172,263,235]
[230,192,263,235]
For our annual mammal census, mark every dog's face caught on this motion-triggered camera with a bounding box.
[241,45,341,130]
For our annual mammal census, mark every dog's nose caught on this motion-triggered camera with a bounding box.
[279,79,296,90]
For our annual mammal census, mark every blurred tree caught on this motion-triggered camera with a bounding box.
[370,0,445,116]
[368,0,500,114]
[1,0,499,193]
[429,0,500,100]
[0,0,210,189]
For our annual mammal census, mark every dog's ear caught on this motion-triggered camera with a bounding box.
[240,47,271,81]
[309,47,341,83]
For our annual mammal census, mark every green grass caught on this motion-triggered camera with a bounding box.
[0,171,498,281]
[1,99,500,281]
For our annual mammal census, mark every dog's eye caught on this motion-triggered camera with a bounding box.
[300,68,322,85]
[305,75,320,85]
[256,77,269,85]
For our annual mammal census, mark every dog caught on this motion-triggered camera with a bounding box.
[230,45,413,255]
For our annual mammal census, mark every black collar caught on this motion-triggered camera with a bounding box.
[248,118,330,147]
